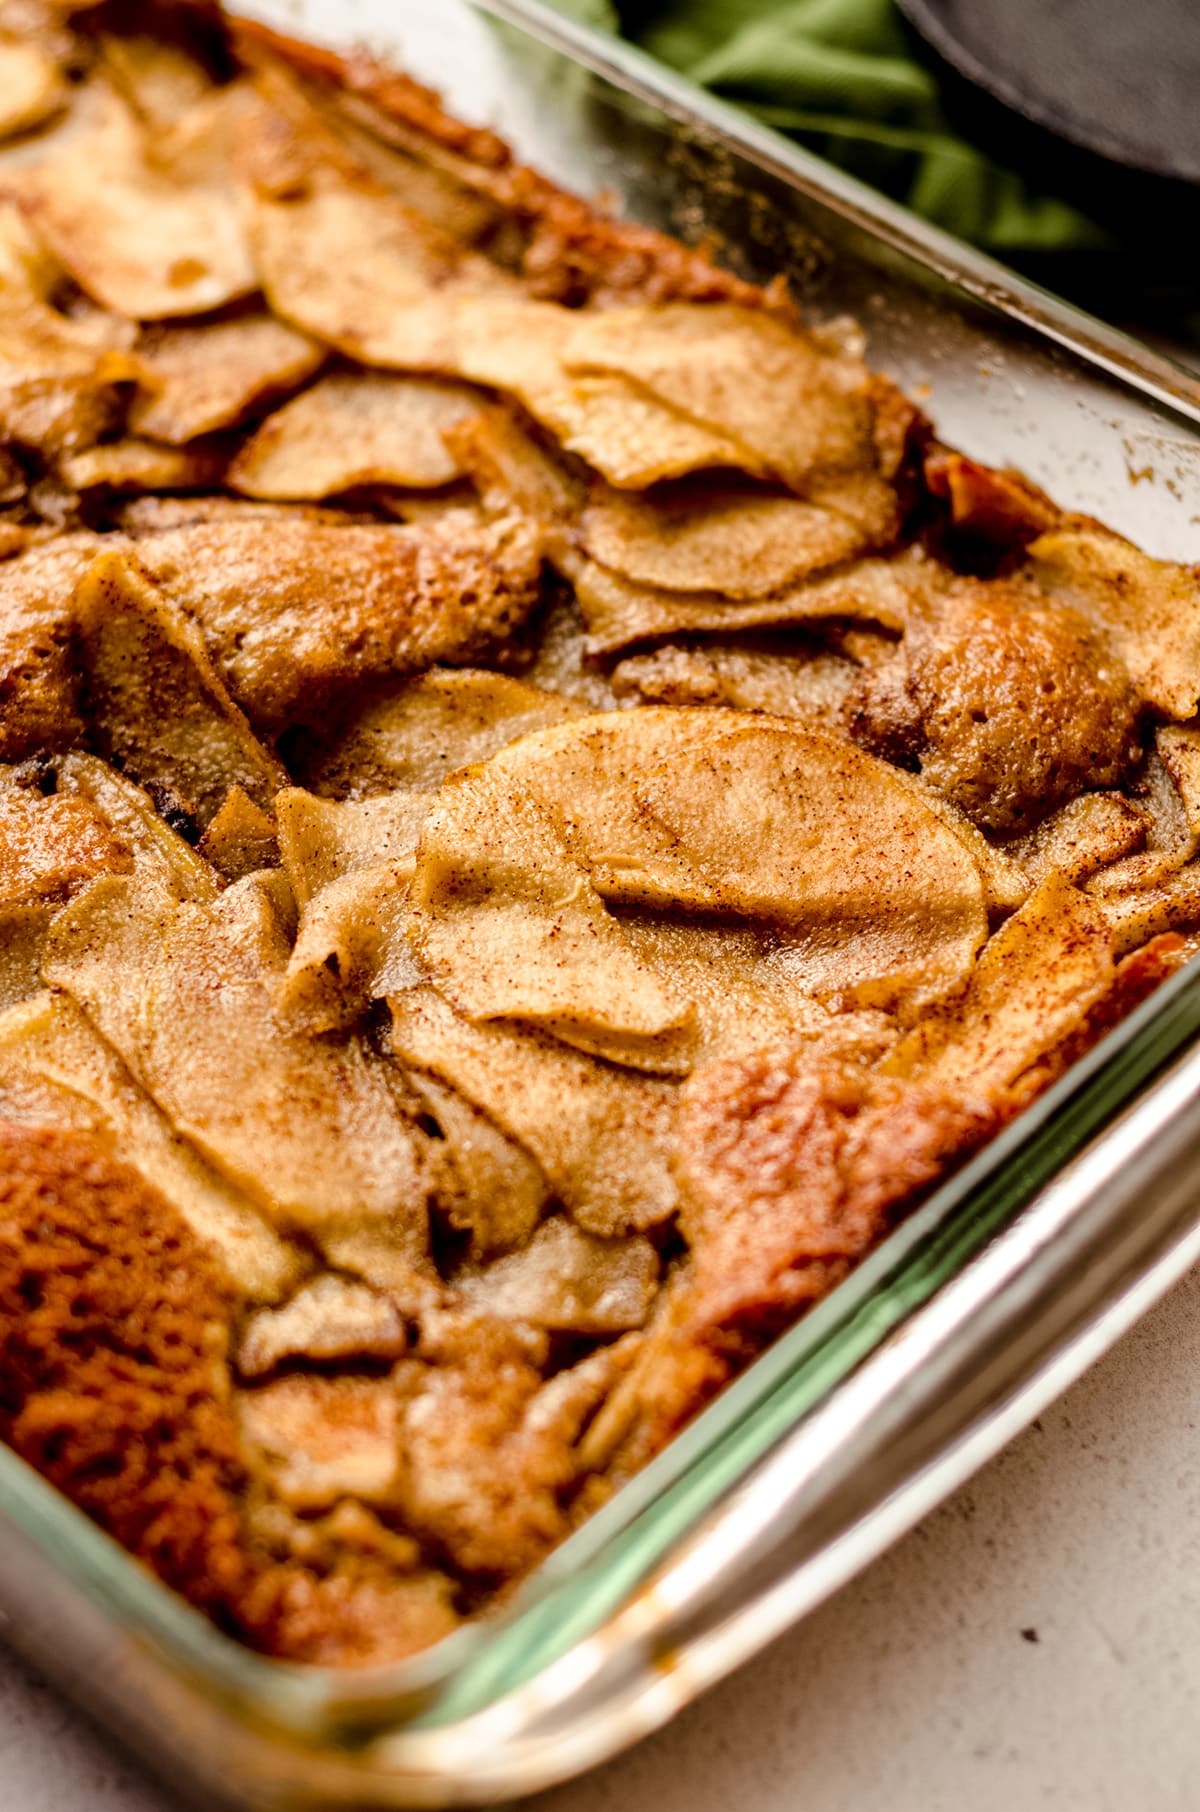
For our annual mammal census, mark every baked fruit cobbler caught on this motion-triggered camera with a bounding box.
[0,0,1196,1667]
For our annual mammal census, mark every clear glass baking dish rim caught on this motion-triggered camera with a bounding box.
[0,0,1198,1764]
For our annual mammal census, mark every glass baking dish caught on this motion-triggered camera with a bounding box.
[3,1,1200,1804]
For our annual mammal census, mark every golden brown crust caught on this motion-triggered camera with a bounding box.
[676,1053,997,1338]
[134,514,547,731]
[230,17,776,314]
[0,1119,461,1664]
[0,1119,248,1613]
[853,579,1143,830]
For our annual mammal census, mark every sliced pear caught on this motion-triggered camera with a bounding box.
[229,373,484,498]
[485,707,729,911]
[59,437,229,495]
[98,30,223,131]
[316,97,501,243]
[0,781,129,901]
[455,1215,659,1335]
[276,787,431,903]
[130,306,324,444]
[274,788,430,1032]
[238,1275,407,1380]
[390,986,680,1235]
[0,989,297,1298]
[409,1071,549,1258]
[0,903,52,1010]
[0,40,67,142]
[238,79,518,370]
[45,871,435,1290]
[299,669,585,800]
[0,203,138,457]
[408,763,695,1073]
[1092,862,1200,956]
[237,1374,401,1510]
[562,302,877,492]
[1156,725,1200,837]
[903,777,1030,913]
[278,865,423,1036]
[197,784,279,883]
[55,752,219,901]
[1027,527,1200,719]
[452,297,758,488]
[570,549,918,655]
[551,710,993,1007]
[73,548,286,825]
[18,79,255,318]
[443,405,583,523]
[884,873,1115,1094]
[1008,791,1147,889]
[580,477,896,600]
[1085,748,1195,896]
[616,912,897,1068]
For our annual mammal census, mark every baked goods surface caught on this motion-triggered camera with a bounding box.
[0,0,1196,1666]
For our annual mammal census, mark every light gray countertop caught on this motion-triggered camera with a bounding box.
[2,1256,1197,1812]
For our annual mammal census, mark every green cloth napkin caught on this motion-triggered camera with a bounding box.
[556,0,1111,257]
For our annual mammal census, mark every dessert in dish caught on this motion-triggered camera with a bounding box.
[0,0,1196,1667]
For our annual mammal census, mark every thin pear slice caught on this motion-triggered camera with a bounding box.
[0,779,128,902]
[443,405,583,524]
[300,668,585,800]
[73,548,286,825]
[130,307,324,444]
[569,549,918,655]
[237,78,519,370]
[237,1274,407,1380]
[0,203,138,459]
[1092,863,1200,956]
[485,707,730,912]
[237,1373,402,1510]
[229,373,485,498]
[408,763,694,1073]
[18,80,255,319]
[616,912,897,1069]
[55,752,219,902]
[563,302,877,492]
[630,717,988,1005]
[452,297,759,488]
[197,784,278,883]
[455,1215,659,1335]
[276,787,431,905]
[45,871,435,1291]
[580,477,897,600]
[0,903,51,1010]
[409,1071,549,1258]
[884,873,1116,1095]
[1085,746,1196,896]
[274,787,430,1032]
[0,989,297,1299]
[1007,792,1146,889]
[59,436,229,495]
[390,986,680,1236]
[0,40,67,141]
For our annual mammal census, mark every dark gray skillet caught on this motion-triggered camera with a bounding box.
[895,0,1200,183]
